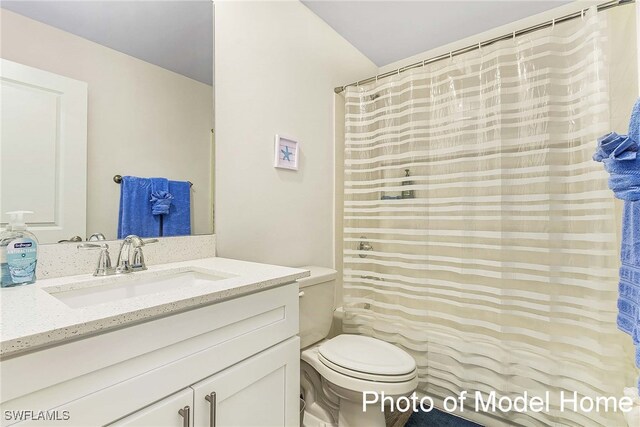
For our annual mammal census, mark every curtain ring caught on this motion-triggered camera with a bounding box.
[449,51,453,61]
[422,60,426,67]
[551,18,555,29]
[512,31,516,40]
[581,9,585,20]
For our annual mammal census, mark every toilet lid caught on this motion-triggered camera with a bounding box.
[318,335,416,378]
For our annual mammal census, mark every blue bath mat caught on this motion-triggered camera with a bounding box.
[404,408,483,427]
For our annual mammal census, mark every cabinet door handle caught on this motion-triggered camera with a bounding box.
[205,392,217,427]
[178,405,190,427]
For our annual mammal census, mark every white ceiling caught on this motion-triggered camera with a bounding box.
[302,0,573,66]
[2,1,576,84]
[1,0,213,85]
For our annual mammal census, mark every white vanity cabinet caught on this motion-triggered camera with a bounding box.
[109,338,299,427]
[191,338,299,427]
[109,388,194,427]
[0,282,300,427]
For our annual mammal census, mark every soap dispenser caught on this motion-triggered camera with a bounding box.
[401,169,415,199]
[1,211,38,287]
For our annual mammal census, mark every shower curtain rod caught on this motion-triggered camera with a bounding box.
[333,0,634,94]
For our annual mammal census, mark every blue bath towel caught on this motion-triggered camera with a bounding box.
[162,180,191,236]
[594,98,640,392]
[117,176,162,238]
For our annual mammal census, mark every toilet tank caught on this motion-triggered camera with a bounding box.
[298,266,337,349]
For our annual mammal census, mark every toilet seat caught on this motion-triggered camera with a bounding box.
[319,354,417,382]
[318,335,417,383]
[301,335,418,396]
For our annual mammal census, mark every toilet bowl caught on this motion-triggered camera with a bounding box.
[298,266,418,427]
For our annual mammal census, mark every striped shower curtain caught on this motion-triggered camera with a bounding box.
[342,9,636,427]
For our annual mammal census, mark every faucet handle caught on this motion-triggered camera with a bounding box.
[78,243,104,249]
[78,243,114,276]
[131,239,157,271]
[122,235,157,246]
[131,247,146,271]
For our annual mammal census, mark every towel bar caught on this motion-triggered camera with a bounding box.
[113,174,193,187]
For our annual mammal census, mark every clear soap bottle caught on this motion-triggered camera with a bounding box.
[1,211,38,287]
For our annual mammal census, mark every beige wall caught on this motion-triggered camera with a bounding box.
[0,9,213,240]
[214,0,376,268]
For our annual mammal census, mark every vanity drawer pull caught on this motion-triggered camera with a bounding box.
[205,392,217,427]
[298,291,305,298]
[178,405,190,427]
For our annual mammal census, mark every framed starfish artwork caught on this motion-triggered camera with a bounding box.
[274,134,299,170]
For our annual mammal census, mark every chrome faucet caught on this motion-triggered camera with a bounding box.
[115,235,158,274]
[78,243,114,276]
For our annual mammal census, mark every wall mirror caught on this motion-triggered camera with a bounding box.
[0,1,214,244]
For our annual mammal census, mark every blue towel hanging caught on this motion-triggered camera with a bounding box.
[117,176,162,238]
[593,98,640,393]
[118,176,190,238]
[163,180,191,236]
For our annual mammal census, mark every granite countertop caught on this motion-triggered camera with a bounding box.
[0,257,309,358]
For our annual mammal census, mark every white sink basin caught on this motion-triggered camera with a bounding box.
[45,270,233,309]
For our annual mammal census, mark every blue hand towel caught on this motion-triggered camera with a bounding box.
[162,180,191,236]
[150,178,173,215]
[117,176,162,238]
[594,98,640,393]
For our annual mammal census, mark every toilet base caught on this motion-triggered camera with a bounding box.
[302,396,386,427]
[301,359,339,426]
[300,338,418,427]
[302,410,335,427]
[337,399,385,427]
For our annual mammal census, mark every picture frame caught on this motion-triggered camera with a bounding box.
[274,134,299,170]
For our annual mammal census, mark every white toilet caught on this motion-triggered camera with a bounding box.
[298,266,418,427]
